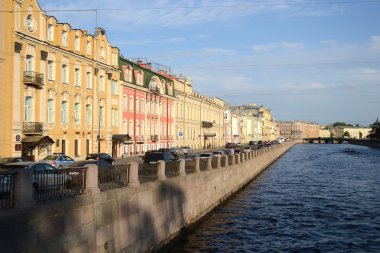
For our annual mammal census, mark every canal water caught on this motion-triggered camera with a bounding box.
[169,144,380,253]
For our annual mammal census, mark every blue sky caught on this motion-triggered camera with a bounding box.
[38,0,380,126]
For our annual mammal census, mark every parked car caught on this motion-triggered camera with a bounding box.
[40,154,75,169]
[0,157,31,168]
[180,146,192,155]
[143,152,178,163]
[68,160,113,170]
[240,146,252,153]
[257,141,264,149]
[170,147,185,156]
[225,143,238,148]
[85,153,115,165]
[0,162,71,193]
[183,154,200,160]
[199,153,214,159]
[158,148,180,159]
[213,150,227,157]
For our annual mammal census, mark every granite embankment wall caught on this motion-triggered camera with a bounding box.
[349,139,380,149]
[0,142,295,253]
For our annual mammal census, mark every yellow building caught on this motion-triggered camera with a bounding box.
[332,126,371,139]
[174,75,225,149]
[0,0,120,160]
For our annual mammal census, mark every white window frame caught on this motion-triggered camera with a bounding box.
[86,104,92,126]
[62,31,67,47]
[86,41,91,55]
[99,75,105,92]
[62,64,68,84]
[24,96,33,122]
[74,67,80,87]
[75,36,80,51]
[86,71,92,89]
[48,24,54,41]
[74,102,80,125]
[47,99,54,124]
[48,60,54,81]
[100,106,105,127]
[61,101,68,124]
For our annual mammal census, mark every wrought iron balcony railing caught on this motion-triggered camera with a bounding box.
[23,122,44,134]
[151,135,159,142]
[24,71,44,88]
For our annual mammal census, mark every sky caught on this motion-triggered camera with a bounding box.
[37,0,380,126]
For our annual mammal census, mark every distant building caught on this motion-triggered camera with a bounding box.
[278,121,320,139]
[331,126,371,139]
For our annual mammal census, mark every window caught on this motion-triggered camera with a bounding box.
[62,64,68,84]
[99,75,104,92]
[141,100,145,113]
[62,31,67,47]
[112,109,118,127]
[136,98,139,113]
[86,104,92,125]
[129,96,133,111]
[74,68,80,87]
[24,96,33,122]
[75,36,80,51]
[129,120,134,135]
[74,102,80,124]
[48,24,53,41]
[26,55,33,72]
[86,71,91,89]
[86,41,91,55]
[111,80,118,95]
[123,121,127,134]
[47,99,54,123]
[48,60,54,81]
[61,101,68,124]
[123,95,127,110]
[141,121,145,136]
[100,106,104,127]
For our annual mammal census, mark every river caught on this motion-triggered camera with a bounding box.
[169,144,380,253]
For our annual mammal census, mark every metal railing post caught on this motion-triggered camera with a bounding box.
[195,158,200,173]
[207,157,212,170]
[217,156,221,169]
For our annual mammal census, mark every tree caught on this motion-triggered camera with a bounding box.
[343,131,350,138]
[332,122,349,127]
[367,118,380,139]
[359,132,363,139]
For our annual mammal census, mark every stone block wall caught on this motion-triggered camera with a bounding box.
[0,142,295,253]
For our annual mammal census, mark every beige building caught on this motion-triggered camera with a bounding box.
[0,0,120,160]
[174,75,225,149]
[279,121,320,139]
[332,126,371,139]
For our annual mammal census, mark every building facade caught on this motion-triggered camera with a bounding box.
[279,121,320,139]
[0,0,120,160]
[331,126,371,139]
[119,58,175,156]
[174,75,225,149]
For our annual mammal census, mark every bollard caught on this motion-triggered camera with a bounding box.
[84,164,100,195]
[235,154,240,164]
[158,160,166,181]
[195,158,200,173]
[179,159,186,176]
[127,162,140,187]
[207,157,212,170]
[14,170,34,209]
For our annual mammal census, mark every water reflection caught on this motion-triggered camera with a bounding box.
[169,144,380,253]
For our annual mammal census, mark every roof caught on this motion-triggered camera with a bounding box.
[21,135,55,145]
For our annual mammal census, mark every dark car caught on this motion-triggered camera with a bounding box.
[143,152,178,163]
[0,157,31,168]
[158,148,180,159]
[226,143,238,148]
[85,153,115,165]
[68,160,113,170]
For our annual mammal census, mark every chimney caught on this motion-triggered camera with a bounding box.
[146,63,152,70]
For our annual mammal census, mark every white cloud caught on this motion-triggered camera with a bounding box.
[200,47,237,56]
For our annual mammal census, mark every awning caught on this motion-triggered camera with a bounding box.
[21,135,55,145]
[204,133,216,137]
[112,134,131,142]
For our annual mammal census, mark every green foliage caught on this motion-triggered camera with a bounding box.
[343,131,350,137]
[367,118,380,139]
[359,132,363,139]
[332,122,350,127]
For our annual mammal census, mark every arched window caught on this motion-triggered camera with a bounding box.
[47,99,54,123]
[61,101,68,124]
[86,104,92,126]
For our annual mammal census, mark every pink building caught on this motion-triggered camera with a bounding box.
[118,58,175,157]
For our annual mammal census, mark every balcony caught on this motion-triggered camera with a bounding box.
[23,122,44,134]
[151,135,159,142]
[202,121,213,128]
[24,71,44,88]
[150,87,160,95]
